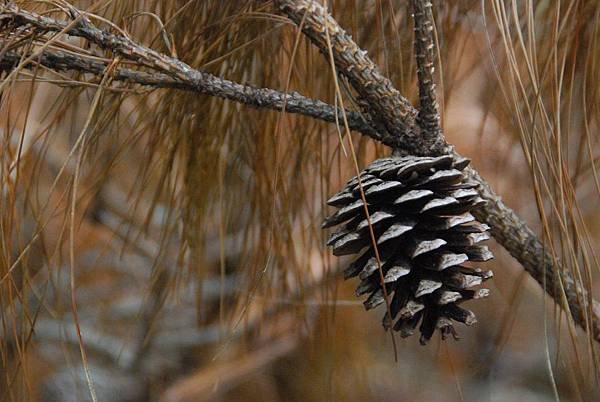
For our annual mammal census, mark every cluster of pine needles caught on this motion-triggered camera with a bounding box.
[0,0,599,400]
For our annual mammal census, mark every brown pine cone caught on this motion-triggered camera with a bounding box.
[324,155,493,344]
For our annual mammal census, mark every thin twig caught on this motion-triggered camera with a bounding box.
[161,336,297,402]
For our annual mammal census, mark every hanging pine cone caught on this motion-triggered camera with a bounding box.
[323,154,493,344]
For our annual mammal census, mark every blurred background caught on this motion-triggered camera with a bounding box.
[1,1,599,401]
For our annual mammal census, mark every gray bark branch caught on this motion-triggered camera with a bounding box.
[274,0,446,155]
[411,0,442,140]
[0,50,380,139]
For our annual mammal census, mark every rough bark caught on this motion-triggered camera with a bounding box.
[0,50,378,138]
[273,0,446,156]
[411,0,442,140]
[468,167,600,339]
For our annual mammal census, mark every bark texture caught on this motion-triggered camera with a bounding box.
[0,50,377,138]
[411,0,442,140]
[274,0,446,156]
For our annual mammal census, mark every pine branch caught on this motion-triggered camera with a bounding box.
[272,0,446,156]
[274,0,600,341]
[1,2,598,341]
[0,50,380,139]
[468,169,600,340]
[411,0,442,140]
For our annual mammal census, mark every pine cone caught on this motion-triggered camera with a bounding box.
[323,154,493,344]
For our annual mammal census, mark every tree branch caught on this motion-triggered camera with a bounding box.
[273,0,446,155]
[273,0,600,341]
[468,169,600,341]
[0,49,381,139]
[411,0,442,140]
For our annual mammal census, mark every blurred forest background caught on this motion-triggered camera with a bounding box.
[1,0,599,401]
